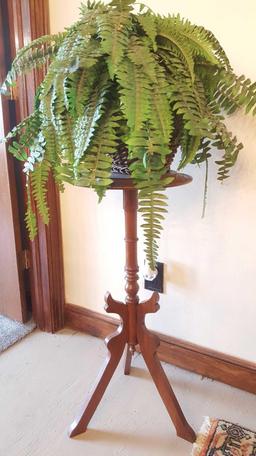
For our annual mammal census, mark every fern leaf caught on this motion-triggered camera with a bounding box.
[73,71,111,164]
[196,26,232,70]
[150,65,173,147]
[2,112,36,160]
[7,111,42,163]
[165,15,220,66]
[97,11,131,78]
[25,178,38,240]
[128,120,172,269]
[31,160,51,224]
[215,71,256,115]
[79,0,106,16]
[1,33,66,93]
[108,0,134,11]
[138,188,169,269]
[127,37,157,83]
[213,122,243,181]
[117,57,151,131]
[178,135,201,169]
[77,108,120,196]
[169,76,212,143]
[12,33,66,66]
[54,76,75,161]
[136,13,157,50]
[75,65,100,116]
[157,19,195,81]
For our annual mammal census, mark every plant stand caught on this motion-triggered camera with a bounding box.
[69,172,196,444]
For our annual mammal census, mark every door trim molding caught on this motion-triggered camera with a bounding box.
[0,0,27,321]
[65,303,256,395]
[4,0,65,331]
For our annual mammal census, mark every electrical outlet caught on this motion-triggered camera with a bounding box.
[144,262,164,293]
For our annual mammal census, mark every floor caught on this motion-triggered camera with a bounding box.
[0,329,256,456]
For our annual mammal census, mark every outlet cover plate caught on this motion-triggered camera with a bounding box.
[144,262,164,294]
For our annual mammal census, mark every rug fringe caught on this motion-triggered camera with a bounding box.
[191,417,213,456]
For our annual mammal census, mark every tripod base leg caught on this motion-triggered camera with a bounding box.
[137,293,196,444]
[69,294,128,438]
[124,344,134,375]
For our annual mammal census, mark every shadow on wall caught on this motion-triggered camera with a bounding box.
[165,261,198,292]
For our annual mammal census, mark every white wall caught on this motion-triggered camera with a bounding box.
[49,0,256,361]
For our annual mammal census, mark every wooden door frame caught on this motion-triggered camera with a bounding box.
[0,1,28,321]
[2,0,65,332]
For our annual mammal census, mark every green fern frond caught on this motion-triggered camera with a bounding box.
[12,33,66,66]
[2,114,31,143]
[75,64,101,116]
[196,26,232,70]
[193,139,212,165]
[64,72,80,116]
[129,119,173,268]
[25,178,38,240]
[139,190,168,269]
[73,70,111,164]
[136,13,157,51]
[212,121,243,181]
[77,109,120,197]
[127,37,156,80]
[156,19,195,81]
[0,33,66,94]
[169,76,212,161]
[215,71,256,115]
[109,0,134,11]
[150,64,173,147]
[192,139,212,217]
[31,160,51,224]
[164,15,220,66]
[39,89,59,167]
[117,57,151,131]
[97,10,131,78]
[63,66,99,119]
[51,76,74,162]
[136,162,174,269]
[7,111,42,162]
[75,69,88,115]
[43,123,58,166]
[179,134,201,170]
[79,0,106,15]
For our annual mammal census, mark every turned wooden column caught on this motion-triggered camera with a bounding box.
[123,189,139,351]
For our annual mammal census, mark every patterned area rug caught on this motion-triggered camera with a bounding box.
[192,417,256,455]
[0,315,36,353]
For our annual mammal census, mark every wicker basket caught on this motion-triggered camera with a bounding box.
[111,118,182,176]
[111,147,178,175]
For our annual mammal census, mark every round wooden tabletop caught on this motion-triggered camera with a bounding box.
[109,171,192,190]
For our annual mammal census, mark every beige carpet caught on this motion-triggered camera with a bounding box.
[0,315,36,353]
[0,329,255,456]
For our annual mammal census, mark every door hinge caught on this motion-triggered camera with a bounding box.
[22,249,31,270]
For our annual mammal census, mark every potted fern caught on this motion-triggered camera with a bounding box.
[1,0,256,270]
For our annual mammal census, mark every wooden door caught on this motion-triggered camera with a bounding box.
[0,0,65,331]
[0,1,27,322]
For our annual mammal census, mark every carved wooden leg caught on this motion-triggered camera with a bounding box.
[124,344,134,375]
[137,292,196,444]
[69,293,128,438]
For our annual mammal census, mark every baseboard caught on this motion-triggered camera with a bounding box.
[65,303,256,394]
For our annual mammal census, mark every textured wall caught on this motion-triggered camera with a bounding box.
[49,0,256,361]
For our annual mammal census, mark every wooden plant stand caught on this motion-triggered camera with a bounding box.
[69,172,196,444]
